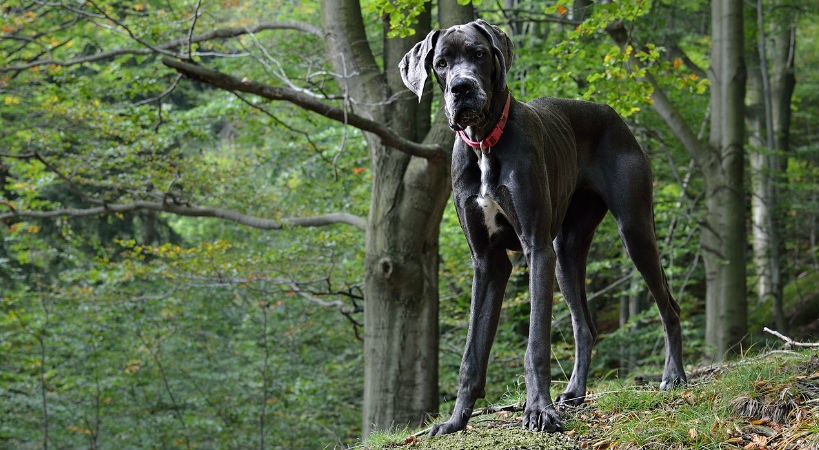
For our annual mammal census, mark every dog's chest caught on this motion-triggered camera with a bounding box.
[475,153,509,236]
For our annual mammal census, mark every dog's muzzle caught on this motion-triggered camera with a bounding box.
[446,76,488,130]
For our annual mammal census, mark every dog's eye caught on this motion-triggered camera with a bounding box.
[475,50,485,59]
[435,59,447,69]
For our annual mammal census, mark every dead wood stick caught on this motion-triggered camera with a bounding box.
[763,327,819,348]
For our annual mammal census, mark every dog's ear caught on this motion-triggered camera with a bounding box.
[472,19,514,87]
[399,29,440,102]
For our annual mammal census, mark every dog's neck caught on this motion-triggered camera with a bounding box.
[459,88,511,149]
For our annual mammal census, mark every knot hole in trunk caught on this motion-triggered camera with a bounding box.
[379,257,394,279]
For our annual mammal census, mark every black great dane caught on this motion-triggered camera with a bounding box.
[399,20,687,436]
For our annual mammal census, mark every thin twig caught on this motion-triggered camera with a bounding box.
[85,0,178,58]
[763,328,819,348]
[187,0,204,60]
[231,92,326,157]
[132,74,183,107]
[138,332,191,450]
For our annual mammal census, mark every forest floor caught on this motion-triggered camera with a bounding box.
[358,348,819,450]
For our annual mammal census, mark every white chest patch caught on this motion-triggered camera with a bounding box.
[476,153,508,236]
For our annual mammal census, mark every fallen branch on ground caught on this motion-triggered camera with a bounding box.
[764,328,819,348]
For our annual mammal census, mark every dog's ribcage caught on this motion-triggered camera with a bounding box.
[476,153,508,236]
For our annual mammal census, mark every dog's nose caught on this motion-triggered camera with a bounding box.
[450,77,475,97]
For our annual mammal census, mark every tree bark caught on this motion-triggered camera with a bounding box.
[748,41,783,330]
[746,0,794,332]
[320,0,473,436]
[766,2,796,329]
[703,0,747,360]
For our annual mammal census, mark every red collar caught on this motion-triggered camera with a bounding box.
[456,93,511,151]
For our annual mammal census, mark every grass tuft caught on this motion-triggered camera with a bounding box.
[356,427,413,449]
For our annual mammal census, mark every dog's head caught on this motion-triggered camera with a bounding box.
[399,19,513,131]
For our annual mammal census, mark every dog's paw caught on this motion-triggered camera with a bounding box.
[522,401,563,432]
[660,373,687,391]
[429,418,467,437]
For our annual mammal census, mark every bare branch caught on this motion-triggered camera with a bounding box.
[132,73,182,107]
[161,57,449,161]
[1,21,322,73]
[645,75,709,167]
[0,201,367,231]
[186,0,204,60]
[182,273,364,340]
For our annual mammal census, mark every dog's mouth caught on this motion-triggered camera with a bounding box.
[449,105,488,131]
[446,84,489,131]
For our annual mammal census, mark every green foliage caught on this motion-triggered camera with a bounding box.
[1,1,371,447]
[365,0,430,38]
[2,0,819,448]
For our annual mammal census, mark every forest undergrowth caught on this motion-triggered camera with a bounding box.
[360,348,819,450]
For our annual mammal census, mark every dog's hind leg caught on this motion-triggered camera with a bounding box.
[553,191,608,406]
[606,154,687,390]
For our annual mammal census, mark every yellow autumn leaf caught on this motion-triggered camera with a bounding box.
[67,425,93,435]
[124,359,141,374]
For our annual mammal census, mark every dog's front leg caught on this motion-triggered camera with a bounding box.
[430,247,511,437]
[522,246,564,432]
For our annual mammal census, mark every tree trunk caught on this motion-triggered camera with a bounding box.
[748,56,783,330]
[321,0,474,436]
[607,0,748,361]
[767,2,796,329]
[703,0,747,360]
[619,271,646,374]
[746,0,794,333]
